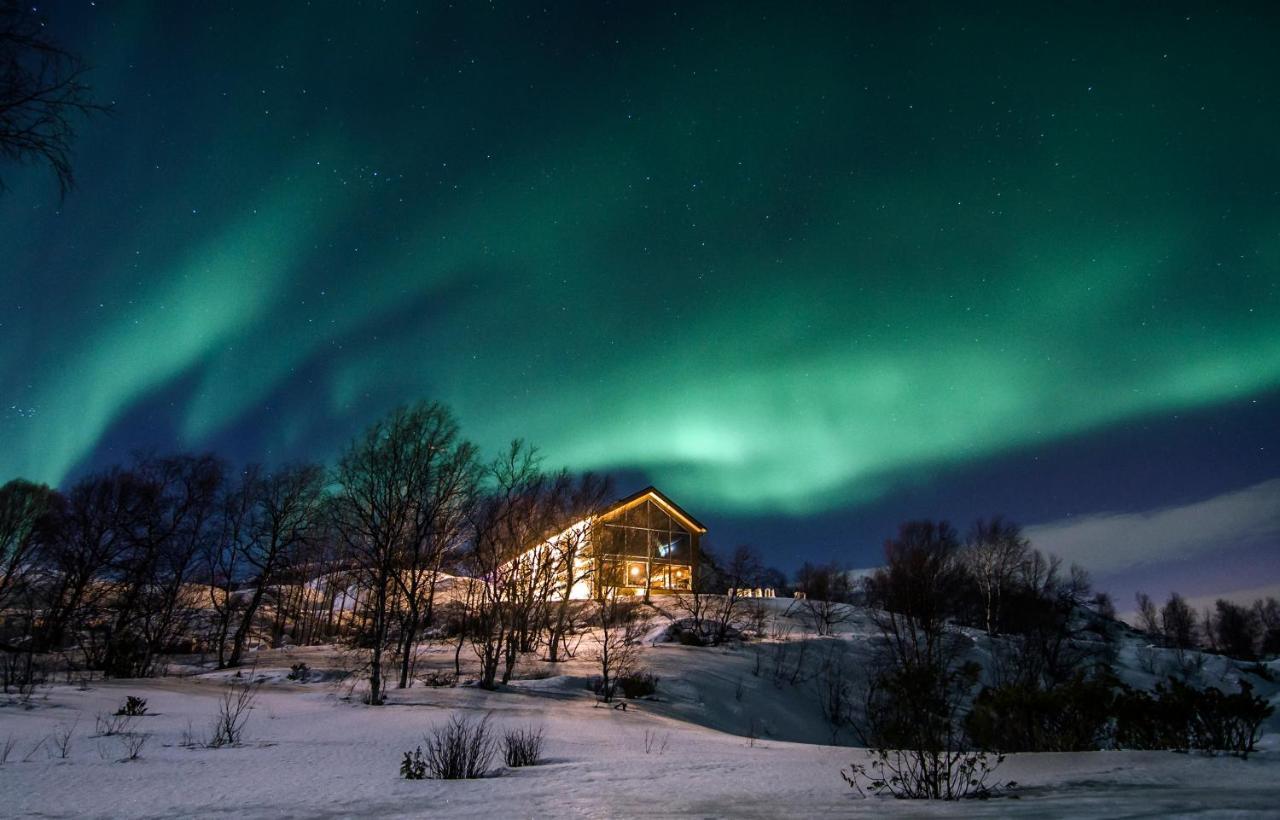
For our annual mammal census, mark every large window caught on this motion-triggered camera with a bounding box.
[597,499,692,591]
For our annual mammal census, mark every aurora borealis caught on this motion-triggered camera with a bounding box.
[2,2,1278,602]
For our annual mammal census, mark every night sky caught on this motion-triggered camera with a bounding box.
[2,2,1278,607]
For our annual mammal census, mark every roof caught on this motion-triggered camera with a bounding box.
[604,485,708,534]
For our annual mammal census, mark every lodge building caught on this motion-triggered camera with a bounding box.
[512,486,706,600]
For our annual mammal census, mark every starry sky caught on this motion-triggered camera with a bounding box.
[2,2,1278,605]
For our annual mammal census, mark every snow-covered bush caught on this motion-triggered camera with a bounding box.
[423,713,496,779]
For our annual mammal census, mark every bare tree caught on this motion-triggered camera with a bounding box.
[670,543,723,643]
[855,520,1001,799]
[543,474,611,663]
[388,406,478,689]
[865,521,966,673]
[593,593,646,703]
[101,454,224,678]
[37,470,136,662]
[466,441,560,689]
[1135,592,1161,639]
[1212,600,1260,660]
[794,561,855,637]
[143,455,224,672]
[0,478,56,611]
[205,467,256,668]
[666,543,764,645]
[226,463,326,667]
[332,405,451,705]
[1160,592,1198,652]
[1256,597,1280,657]
[0,1,111,196]
[964,517,1028,635]
[710,545,764,643]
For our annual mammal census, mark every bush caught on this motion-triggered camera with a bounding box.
[115,696,148,717]
[95,712,134,737]
[668,621,708,646]
[1115,678,1272,758]
[502,725,544,767]
[287,663,310,682]
[419,670,458,688]
[842,748,1010,800]
[400,746,426,779]
[423,713,496,779]
[965,674,1115,752]
[116,731,148,761]
[209,680,258,748]
[617,670,660,699]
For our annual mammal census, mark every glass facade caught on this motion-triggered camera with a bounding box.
[596,498,694,593]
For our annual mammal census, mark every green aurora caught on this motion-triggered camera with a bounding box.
[2,2,1278,526]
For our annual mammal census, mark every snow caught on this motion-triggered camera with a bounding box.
[3,600,1278,818]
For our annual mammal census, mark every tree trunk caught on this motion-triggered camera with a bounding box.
[228,583,268,667]
[397,607,419,689]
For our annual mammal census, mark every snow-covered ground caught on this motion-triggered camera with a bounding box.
[3,600,1278,818]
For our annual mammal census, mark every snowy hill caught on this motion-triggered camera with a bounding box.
[2,597,1278,817]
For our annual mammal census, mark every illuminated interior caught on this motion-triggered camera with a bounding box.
[501,487,703,600]
[595,495,696,595]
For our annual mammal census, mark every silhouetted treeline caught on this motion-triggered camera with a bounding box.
[0,401,622,702]
[1135,589,1280,661]
[843,517,1273,783]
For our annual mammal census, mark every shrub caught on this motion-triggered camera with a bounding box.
[209,679,258,748]
[1115,678,1272,758]
[669,622,708,646]
[400,746,427,779]
[419,670,458,688]
[287,663,310,682]
[842,748,1011,800]
[643,728,670,755]
[52,719,77,759]
[95,712,134,737]
[115,696,148,717]
[502,725,544,767]
[116,731,148,761]
[617,670,660,699]
[965,674,1115,752]
[423,713,496,779]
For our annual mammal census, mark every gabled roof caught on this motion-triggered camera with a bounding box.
[603,485,708,534]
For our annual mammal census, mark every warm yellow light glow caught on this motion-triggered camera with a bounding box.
[629,564,641,576]
[613,491,707,534]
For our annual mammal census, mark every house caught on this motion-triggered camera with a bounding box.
[510,486,707,600]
